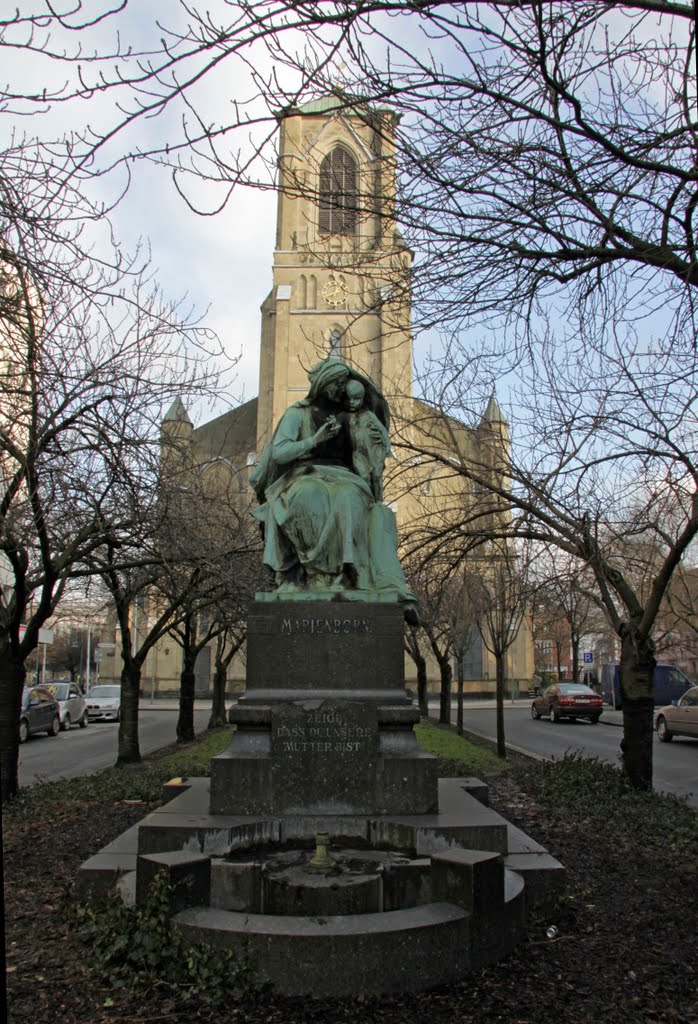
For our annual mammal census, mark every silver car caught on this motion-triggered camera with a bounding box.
[43,681,88,731]
[85,684,122,722]
[656,685,698,742]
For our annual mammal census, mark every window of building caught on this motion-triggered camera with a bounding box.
[318,147,358,235]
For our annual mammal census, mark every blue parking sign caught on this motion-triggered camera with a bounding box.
[583,652,594,663]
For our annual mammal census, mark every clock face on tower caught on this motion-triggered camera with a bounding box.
[322,274,348,306]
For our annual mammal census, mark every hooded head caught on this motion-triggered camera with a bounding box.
[305,359,389,429]
[306,359,350,404]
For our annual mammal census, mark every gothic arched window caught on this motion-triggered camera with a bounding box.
[318,147,358,235]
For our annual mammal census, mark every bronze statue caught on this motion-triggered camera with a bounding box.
[250,358,416,619]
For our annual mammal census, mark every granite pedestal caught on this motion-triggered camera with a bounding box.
[210,601,438,820]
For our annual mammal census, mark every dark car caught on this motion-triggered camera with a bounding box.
[531,682,604,724]
[19,686,61,742]
[655,685,698,742]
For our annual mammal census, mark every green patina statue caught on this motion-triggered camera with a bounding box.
[250,358,417,620]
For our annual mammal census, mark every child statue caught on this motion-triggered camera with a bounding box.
[343,379,391,502]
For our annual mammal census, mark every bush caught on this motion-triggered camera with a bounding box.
[514,752,698,861]
[72,873,264,1006]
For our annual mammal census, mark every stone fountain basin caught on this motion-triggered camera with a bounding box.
[173,867,525,998]
[132,838,526,998]
[78,777,564,998]
[217,845,428,916]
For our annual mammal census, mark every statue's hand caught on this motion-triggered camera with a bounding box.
[314,415,340,444]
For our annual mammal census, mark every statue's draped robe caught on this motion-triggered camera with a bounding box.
[252,402,413,601]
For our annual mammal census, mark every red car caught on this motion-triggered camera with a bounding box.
[531,683,604,724]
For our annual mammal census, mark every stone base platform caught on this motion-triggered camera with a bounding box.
[173,886,522,997]
[77,775,564,996]
[77,600,564,997]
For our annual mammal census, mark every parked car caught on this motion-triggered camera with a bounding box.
[43,681,88,731]
[600,663,692,710]
[531,682,604,724]
[85,684,122,721]
[19,686,61,742]
[655,686,698,742]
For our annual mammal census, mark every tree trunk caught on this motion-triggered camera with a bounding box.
[208,662,228,729]
[571,635,580,686]
[405,632,429,717]
[495,652,506,759]
[117,659,142,764]
[437,654,452,725]
[456,656,465,735]
[0,650,26,802]
[177,651,197,742]
[415,654,429,717]
[619,633,655,790]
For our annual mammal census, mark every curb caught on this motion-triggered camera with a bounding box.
[427,716,547,763]
[461,724,548,762]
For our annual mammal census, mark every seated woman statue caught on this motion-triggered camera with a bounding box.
[250,358,417,620]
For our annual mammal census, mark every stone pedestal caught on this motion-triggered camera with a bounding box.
[209,600,438,819]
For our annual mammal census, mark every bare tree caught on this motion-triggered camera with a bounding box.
[206,545,265,729]
[404,560,455,724]
[467,544,531,758]
[440,573,479,736]
[0,143,223,799]
[394,336,698,791]
[531,554,603,684]
[404,624,430,717]
[209,624,246,729]
[94,549,197,764]
[168,605,219,743]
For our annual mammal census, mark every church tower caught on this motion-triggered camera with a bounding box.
[256,94,414,450]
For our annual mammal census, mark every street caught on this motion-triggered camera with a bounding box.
[18,699,697,810]
[452,704,698,809]
[18,704,212,786]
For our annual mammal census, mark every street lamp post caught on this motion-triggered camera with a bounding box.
[85,622,92,691]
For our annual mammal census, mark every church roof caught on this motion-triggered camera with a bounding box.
[482,395,508,426]
[190,396,258,465]
[289,92,394,119]
[295,94,354,115]
[162,396,192,425]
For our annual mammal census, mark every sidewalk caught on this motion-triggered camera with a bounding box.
[425,697,624,727]
[139,694,624,726]
[139,697,213,711]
